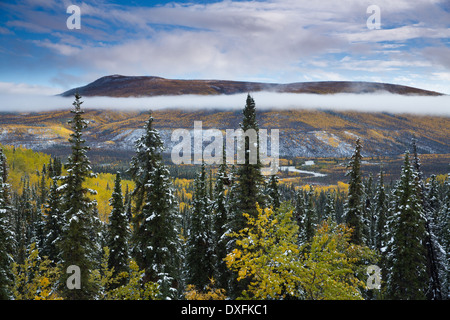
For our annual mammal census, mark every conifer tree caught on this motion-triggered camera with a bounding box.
[0,147,14,299]
[344,138,365,245]
[58,93,99,300]
[323,191,336,222]
[123,184,132,223]
[295,186,317,246]
[227,94,266,297]
[438,174,450,299]
[363,174,376,248]
[211,154,230,290]
[226,95,266,297]
[385,152,428,300]
[32,205,46,256]
[423,175,445,300]
[42,178,63,263]
[23,181,34,248]
[303,186,317,245]
[234,94,266,222]
[294,189,306,243]
[52,157,63,177]
[412,139,444,300]
[411,138,424,191]
[38,164,48,208]
[107,172,130,283]
[129,113,163,215]
[14,180,33,265]
[293,189,305,218]
[374,170,388,252]
[129,114,181,298]
[186,162,215,290]
[225,165,239,245]
[266,174,281,210]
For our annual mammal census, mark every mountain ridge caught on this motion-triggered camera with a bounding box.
[60,75,444,97]
[1,108,448,162]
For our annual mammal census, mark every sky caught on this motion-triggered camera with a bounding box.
[0,0,449,110]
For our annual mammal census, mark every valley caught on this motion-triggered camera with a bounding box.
[0,107,448,186]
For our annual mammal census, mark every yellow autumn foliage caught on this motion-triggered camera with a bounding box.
[185,278,227,300]
[225,203,377,300]
[12,243,62,300]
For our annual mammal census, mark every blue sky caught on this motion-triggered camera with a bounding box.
[0,0,449,97]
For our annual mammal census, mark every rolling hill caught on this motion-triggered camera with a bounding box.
[0,108,448,162]
[60,75,444,97]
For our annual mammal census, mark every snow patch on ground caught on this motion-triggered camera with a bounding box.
[279,166,327,177]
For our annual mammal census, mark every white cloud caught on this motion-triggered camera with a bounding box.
[32,39,81,56]
[1,91,449,116]
[0,82,61,95]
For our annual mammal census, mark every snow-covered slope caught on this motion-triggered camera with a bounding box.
[0,109,448,161]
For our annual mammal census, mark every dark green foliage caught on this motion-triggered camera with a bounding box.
[374,170,388,252]
[438,175,450,299]
[234,94,266,221]
[303,186,317,245]
[385,152,428,300]
[186,162,215,289]
[128,114,164,214]
[107,172,129,282]
[58,93,99,300]
[423,175,445,300]
[0,148,14,299]
[266,174,281,210]
[293,187,317,246]
[211,158,230,290]
[129,114,181,299]
[225,95,267,298]
[344,138,365,245]
[42,178,63,263]
[323,191,336,222]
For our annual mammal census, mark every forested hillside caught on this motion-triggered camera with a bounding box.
[1,107,449,163]
[0,94,448,301]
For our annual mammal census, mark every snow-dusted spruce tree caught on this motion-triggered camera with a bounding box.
[211,153,230,291]
[233,94,266,223]
[438,174,450,299]
[58,93,99,300]
[226,95,267,298]
[374,170,388,252]
[423,175,446,300]
[106,172,130,285]
[186,161,215,290]
[42,178,63,263]
[412,138,444,299]
[343,138,365,245]
[411,138,445,300]
[303,185,317,246]
[266,174,281,211]
[0,147,14,299]
[129,113,181,299]
[363,174,376,249]
[384,151,428,300]
[293,188,306,243]
[323,191,336,222]
[14,180,33,265]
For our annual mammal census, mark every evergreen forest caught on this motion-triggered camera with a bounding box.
[0,93,448,301]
